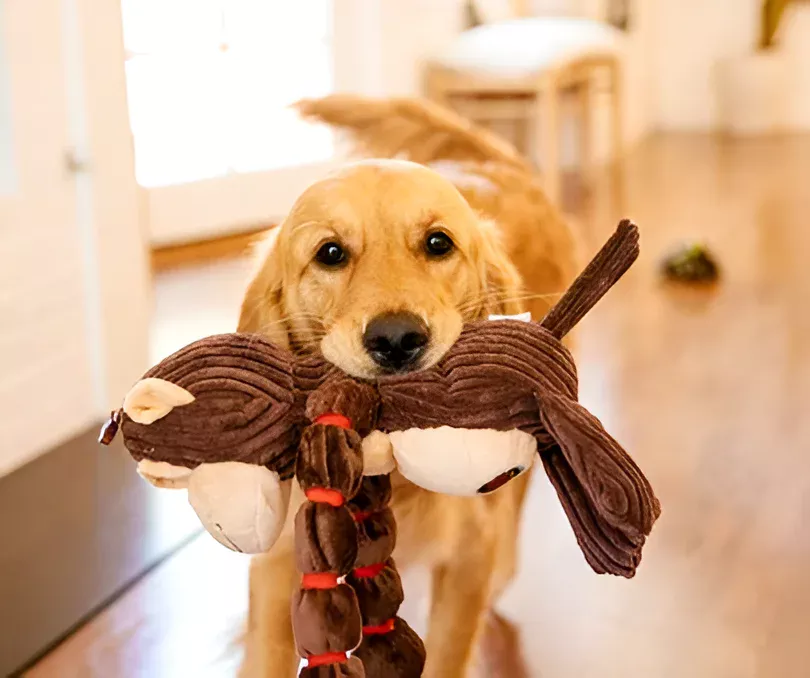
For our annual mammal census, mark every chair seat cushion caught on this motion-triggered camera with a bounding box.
[434,17,623,77]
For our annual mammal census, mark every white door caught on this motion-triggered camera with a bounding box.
[121,0,341,245]
[0,0,150,475]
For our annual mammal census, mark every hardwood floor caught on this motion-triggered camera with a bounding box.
[502,134,810,678]
[25,134,810,677]
[24,536,249,678]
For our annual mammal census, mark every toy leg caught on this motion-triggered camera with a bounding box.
[489,470,532,599]
[240,540,300,678]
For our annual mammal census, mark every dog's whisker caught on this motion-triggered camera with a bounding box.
[463,289,562,306]
[459,289,563,306]
[294,332,328,345]
[456,290,530,311]
[254,313,326,333]
[238,308,317,342]
[457,290,563,317]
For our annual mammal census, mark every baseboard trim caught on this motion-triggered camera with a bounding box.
[151,225,274,272]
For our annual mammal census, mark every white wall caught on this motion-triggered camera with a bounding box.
[649,0,810,131]
[649,0,759,130]
[0,0,150,477]
[76,0,152,412]
[375,0,467,97]
[1,0,95,476]
[783,4,810,129]
[0,3,14,194]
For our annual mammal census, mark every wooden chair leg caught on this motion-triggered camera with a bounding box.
[576,80,594,189]
[609,60,624,164]
[538,81,562,205]
[513,114,529,158]
[423,65,452,109]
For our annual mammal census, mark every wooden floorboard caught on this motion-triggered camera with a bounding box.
[25,134,810,677]
[24,535,249,678]
[0,428,201,677]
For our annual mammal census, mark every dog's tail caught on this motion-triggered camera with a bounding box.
[294,94,531,171]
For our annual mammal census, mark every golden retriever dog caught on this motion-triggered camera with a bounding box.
[237,95,578,678]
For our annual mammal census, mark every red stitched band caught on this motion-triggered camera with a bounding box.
[352,509,374,523]
[307,651,348,668]
[305,487,345,507]
[353,562,386,579]
[363,618,396,636]
[314,413,352,429]
[302,572,339,589]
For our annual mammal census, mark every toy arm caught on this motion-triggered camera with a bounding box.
[105,372,296,555]
[536,390,661,577]
[540,219,639,340]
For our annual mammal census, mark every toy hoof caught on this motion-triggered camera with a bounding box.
[389,427,536,496]
[362,431,396,476]
[188,462,291,553]
[136,459,192,489]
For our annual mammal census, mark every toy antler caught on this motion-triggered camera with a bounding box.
[538,220,657,575]
[541,219,639,339]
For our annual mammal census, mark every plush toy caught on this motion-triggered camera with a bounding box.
[100,220,659,677]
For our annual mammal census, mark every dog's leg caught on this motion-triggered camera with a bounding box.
[423,472,533,678]
[423,497,499,678]
[479,472,533,678]
[239,540,300,678]
[479,610,531,678]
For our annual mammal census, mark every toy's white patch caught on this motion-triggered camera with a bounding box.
[389,427,536,496]
[187,462,291,554]
[123,377,195,424]
[362,430,396,476]
[487,311,532,322]
[136,459,192,489]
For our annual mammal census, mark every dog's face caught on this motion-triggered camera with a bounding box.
[239,160,523,379]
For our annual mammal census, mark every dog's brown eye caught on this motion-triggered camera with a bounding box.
[425,231,454,258]
[315,242,347,267]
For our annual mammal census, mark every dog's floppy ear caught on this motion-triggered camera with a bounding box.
[474,217,525,317]
[238,226,290,349]
[536,391,660,577]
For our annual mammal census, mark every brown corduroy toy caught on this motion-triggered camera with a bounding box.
[101,220,660,677]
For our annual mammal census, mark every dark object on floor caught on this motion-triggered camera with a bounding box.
[662,243,720,283]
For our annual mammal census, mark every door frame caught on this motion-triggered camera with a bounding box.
[0,1,176,674]
[71,0,152,413]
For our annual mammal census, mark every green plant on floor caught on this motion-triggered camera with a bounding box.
[760,0,793,49]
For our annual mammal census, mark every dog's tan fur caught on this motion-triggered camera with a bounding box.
[237,95,578,678]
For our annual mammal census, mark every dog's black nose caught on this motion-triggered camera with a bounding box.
[363,312,430,371]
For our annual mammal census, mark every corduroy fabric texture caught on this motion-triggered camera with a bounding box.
[107,220,659,676]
